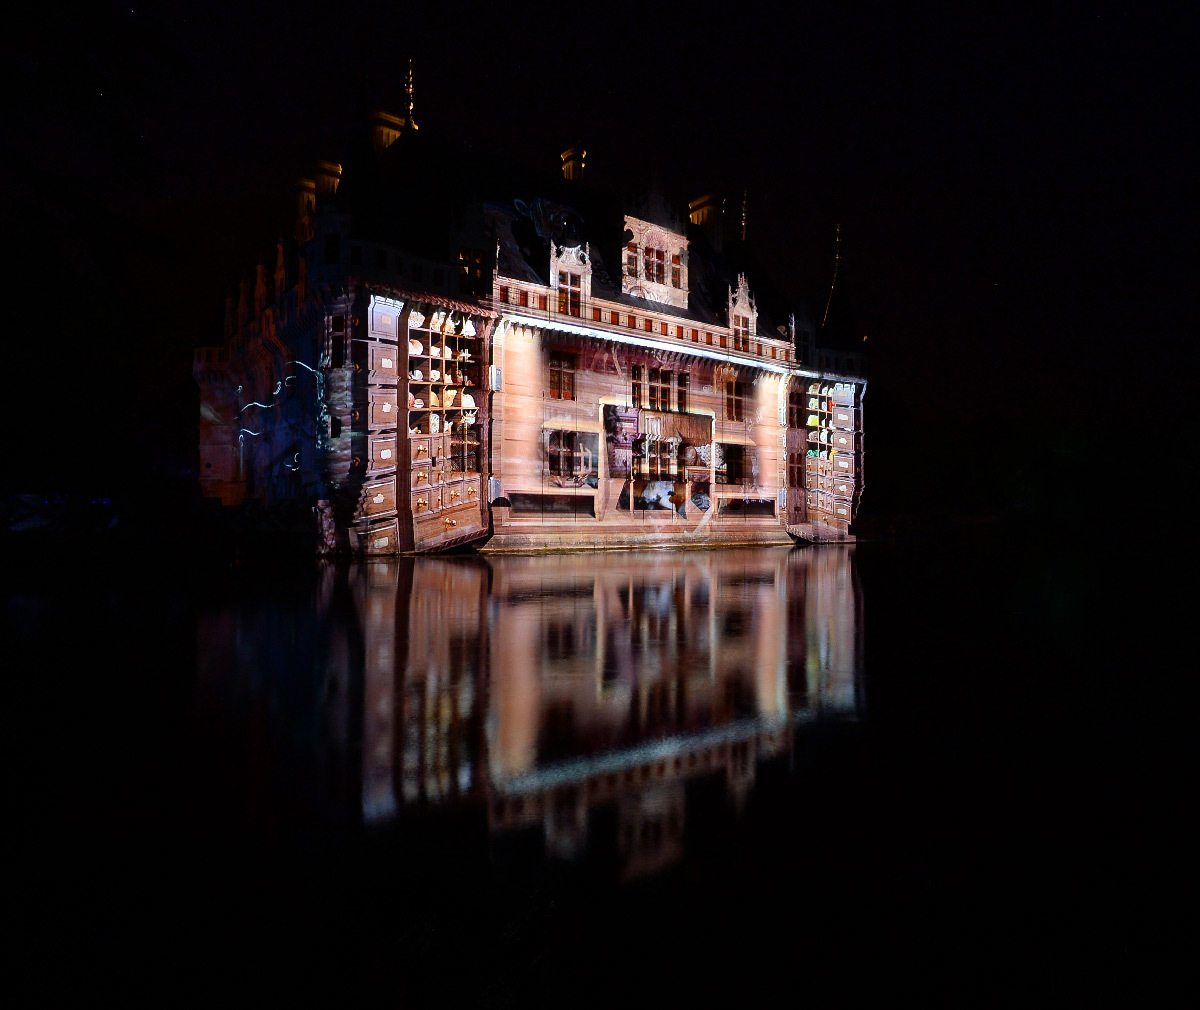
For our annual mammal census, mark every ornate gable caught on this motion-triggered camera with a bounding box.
[621,215,688,310]
[727,273,758,335]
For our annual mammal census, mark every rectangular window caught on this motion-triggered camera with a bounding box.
[643,247,665,284]
[691,329,699,342]
[660,322,669,336]
[725,380,746,421]
[499,285,509,303]
[631,365,642,407]
[537,293,548,311]
[671,254,681,288]
[548,352,576,400]
[720,334,727,348]
[518,289,529,307]
[627,315,636,328]
[676,325,684,338]
[648,369,671,411]
[626,243,639,278]
[592,306,602,322]
[611,310,620,325]
[771,347,776,359]
[677,374,689,414]
[557,271,581,317]
[756,343,762,356]
[705,332,712,345]
[644,318,653,332]
[732,314,750,351]
[547,430,580,475]
[643,438,676,478]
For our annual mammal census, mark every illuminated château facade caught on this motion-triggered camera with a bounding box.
[193,111,866,553]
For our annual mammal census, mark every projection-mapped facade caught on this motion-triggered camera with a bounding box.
[194,110,866,552]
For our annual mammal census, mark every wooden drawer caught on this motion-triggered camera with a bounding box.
[829,430,855,451]
[410,436,434,465]
[831,383,856,406]
[830,500,852,521]
[441,479,468,509]
[369,343,399,381]
[460,474,483,505]
[369,303,399,340]
[355,519,399,554]
[412,485,441,516]
[831,477,855,498]
[410,466,437,490]
[368,435,398,471]
[831,406,856,429]
[832,451,854,474]
[359,477,397,518]
[368,389,400,428]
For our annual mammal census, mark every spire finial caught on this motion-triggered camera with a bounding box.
[822,223,841,328]
[406,59,419,131]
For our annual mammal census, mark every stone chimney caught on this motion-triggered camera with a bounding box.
[688,192,723,251]
[560,146,586,181]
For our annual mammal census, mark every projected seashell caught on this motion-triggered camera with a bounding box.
[409,339,424,355]
[443,388,457,406]
[429,369,440,381]
[462,411,476,424]
[429,311,445,330]
[430,414,440,434]
[462,319,476,337]
[409,310,426,328]
[411,369,423,381]
[461,392,476,408]
[429,391,440,407]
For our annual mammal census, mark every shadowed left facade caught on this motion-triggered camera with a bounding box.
[194,113,495,554]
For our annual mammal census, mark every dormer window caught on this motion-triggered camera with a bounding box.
[643,247,665,284]
[622,215,689,310]
[733,314,750,351]
[557,271,581,317]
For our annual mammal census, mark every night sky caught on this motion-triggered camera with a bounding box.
[6,2,1189,525]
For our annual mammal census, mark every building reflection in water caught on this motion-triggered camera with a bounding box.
[197,547,863,880]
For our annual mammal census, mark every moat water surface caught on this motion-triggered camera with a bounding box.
[8,536,1178,1003]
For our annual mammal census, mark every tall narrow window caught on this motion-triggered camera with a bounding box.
[677,374,689,414]
[643,247,665,284]
[557,271,581,316]
[631,365,642,407]
[725,380,745,421]
[518,290,529,307]
[648,369,671,411]
[626,243,639,278]
[671,254,681,288]
[549,352,576,400]
[732,314,750,350]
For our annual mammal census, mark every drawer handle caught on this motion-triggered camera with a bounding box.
[416,498,427,508]
[450,490,460,499]
[468,487,477,496]
[416,445,427,455]
[444,517,457,527]
[416,472,426,482]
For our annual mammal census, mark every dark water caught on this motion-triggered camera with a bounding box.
[7,537,1181,1003]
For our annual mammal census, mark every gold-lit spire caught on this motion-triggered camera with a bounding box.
[406,58,419,131]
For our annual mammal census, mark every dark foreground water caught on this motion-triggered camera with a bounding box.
[6,535,1182,1004]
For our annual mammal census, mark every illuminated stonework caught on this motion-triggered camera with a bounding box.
[194,110,866,552]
